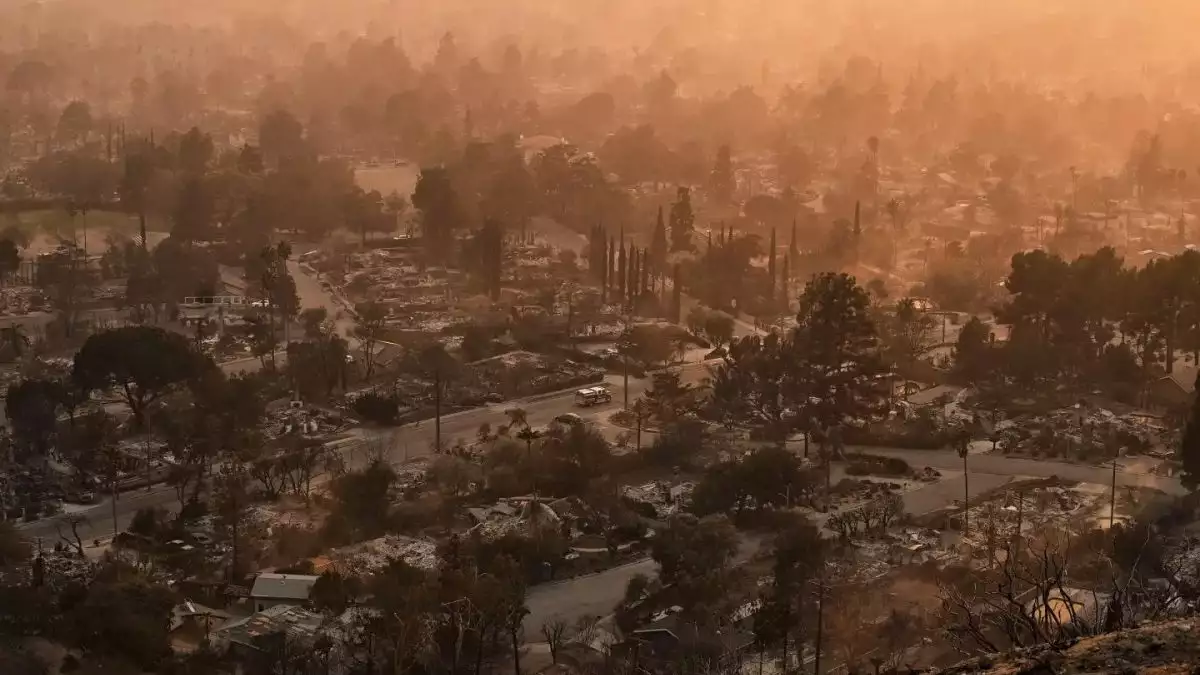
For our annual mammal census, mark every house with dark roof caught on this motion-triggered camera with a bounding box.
[211,604,325,663]
[249,573,319,612]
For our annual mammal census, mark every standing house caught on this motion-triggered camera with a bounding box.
[249,573,319,612]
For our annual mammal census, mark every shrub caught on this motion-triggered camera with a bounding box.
[351,391,401,425]
[843,425,952,450]
[844,454,912,477]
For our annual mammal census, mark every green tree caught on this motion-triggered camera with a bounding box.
[470,218,504,300]
[413,167,468,261]
[72,326,209,429]
[710,145,735,205]
[56,100,92,147]
[0,239,19,278]
[650,206,668,279]
[67,577,176,669]
[793,273,885,434]
[0,521,29,568]
[668,187,695,252]
[178,126,214,175]
[5,378,62,463]
[638,369,696,427]
[692,447,816,516]
[1179,370,1200,490]
[326,460,397,542]
[120,143,156,249]
[259,109,307,167]
[882,298,936,399]
[353,301,387,378]
[709,332,796,445]
[481,155,539,239]
[775,143,813,190]
[0,322,29,359]
[300,307,329,339]
[651,514,739,624]
[954,316,994,384]
[703,311,735,350]
[287,334,349,399]
[173,176,215,241]
[212,463,254,581]
[756,516,824,668]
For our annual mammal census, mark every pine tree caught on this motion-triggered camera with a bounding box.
[767,227,777,304]
[607,236,616,305]
[1180,371,1200,489]
[651,206,668,278]
[669,187,695,252]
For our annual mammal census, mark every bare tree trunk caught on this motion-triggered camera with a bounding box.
[511,628,521,675]
[962,452,970,537]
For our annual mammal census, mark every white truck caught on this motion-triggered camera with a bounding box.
[574,385,612,407]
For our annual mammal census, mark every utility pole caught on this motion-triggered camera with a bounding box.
[1110,433,1119,528]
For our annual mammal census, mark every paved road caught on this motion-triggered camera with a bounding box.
[522,536,762,636]
[18,361,716,543]
[861,447,1185,500]
[518,449,1185,638]
[860,447,1184,521]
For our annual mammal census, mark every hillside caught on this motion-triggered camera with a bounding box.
[938,619,1200,675]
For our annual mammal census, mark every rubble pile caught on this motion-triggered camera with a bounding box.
[994,407,1163,459]
[330,535,439,574]
[0,286,44,315]
[266,406,347,439]
[958,486,1098,551]
[467,498,563,541]
[0,551,97,587]
[1165,539,1200,589]
[849,528,950,579]
[830,478,902,502]
[624,480,694,518]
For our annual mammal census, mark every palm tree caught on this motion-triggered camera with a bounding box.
[954,425,973,536]
[516,426,541,458]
